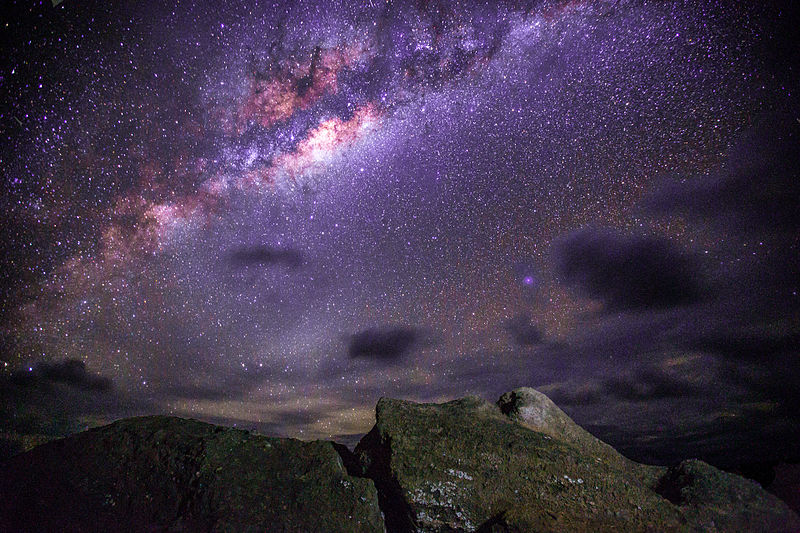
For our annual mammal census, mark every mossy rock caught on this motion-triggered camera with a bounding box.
[654,459,799,532]
[355,394,799,532]
[0,416,384,532]
[2,394,797,532]
[497,388,632,468]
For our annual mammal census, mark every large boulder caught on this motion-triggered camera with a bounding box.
[654,458,800,532]
[355,394,800,532]
[497,387,623,465]
[0,415,384,533]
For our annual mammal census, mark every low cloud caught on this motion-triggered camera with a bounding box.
[689,331,800,362]
[7,359,111,391]
[348,326,423,361]
[553,228,704,310]
[644,112,799,235]
[505,314,544,346]
[602,368,700,401]
[158,365,279,402]
[229,245,303,268]
[547,367,700,406]
[0,360,151,459]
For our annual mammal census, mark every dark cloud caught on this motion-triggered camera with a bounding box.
[718,355,800,418]
[505,314,543,346]
[690,331,800,361]
[584,410,800,470]
[602,368,700,402]
[540,112,800,474]
[7,359,111,391]
[0,360,154,460]
[229,246,303,268]
[348,326,422,360]
[644,111,800,235]
[546,367,700,407]
[547,385,604,407]
[553,227,705,310]
[643,111,800,314]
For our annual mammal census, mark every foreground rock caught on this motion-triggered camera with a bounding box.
[355,392,800,532]
[498,388,630,469]
[0,416,384,532]
[2,391,798,532]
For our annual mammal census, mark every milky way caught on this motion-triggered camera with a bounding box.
[1,0,798,466]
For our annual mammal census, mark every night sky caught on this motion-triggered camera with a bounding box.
[1,0,798,469]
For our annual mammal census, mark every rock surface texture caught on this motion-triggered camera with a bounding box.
[497,387,622,464]
[2,390,799,532]
[355,391,800,532]
[0,416,384,532]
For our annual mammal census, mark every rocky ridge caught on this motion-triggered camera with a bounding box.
[0,416,383,532]
[1,388,798,532]
[355,389,799,532]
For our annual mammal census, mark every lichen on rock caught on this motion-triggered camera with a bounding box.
[355,392,800,532]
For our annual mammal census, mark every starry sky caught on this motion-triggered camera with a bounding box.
[1,0,798,468]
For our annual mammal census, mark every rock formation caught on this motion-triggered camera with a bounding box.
[355,392,799,532]
[2,390,798,532]
[0,416,383,532]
